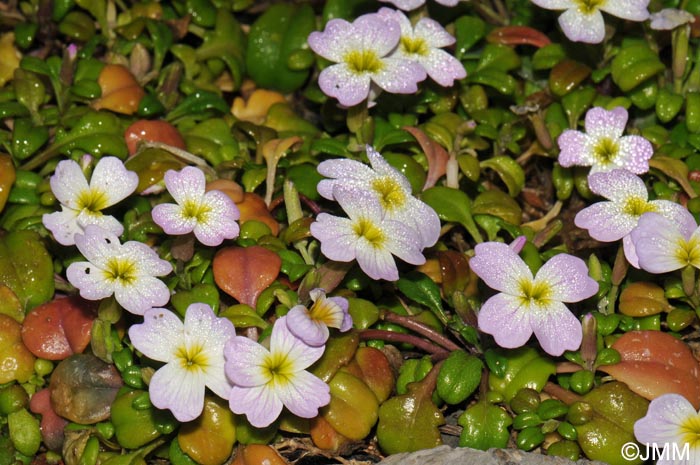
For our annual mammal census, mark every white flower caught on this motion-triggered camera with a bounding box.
[530,0,650,43]
[286,289,352,346]
[151,166,240,246]
[317,145,441,249]
[128,303,236,422]
[43,156,138,246]
[66,225,172,315]
[650,8,695,30]
[310,185,426,282]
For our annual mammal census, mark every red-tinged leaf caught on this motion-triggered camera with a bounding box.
[599,330,700,408]
[402,126,449,190]
[29,388,68,451]
[213,246,282,307]
[21,296,97,360]
[487,26,551,48]
[124,119,187,156]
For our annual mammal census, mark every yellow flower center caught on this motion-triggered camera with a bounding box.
[519,279,552,306]
[400,36,429,56]
[680,414,700,449]
[76,189,109,214]
[182,200,211,223]
[345,50,384,74]
[103,257,138,285]
[592,137,619,166]
[353,218,385,248]
[176,343,209,372]
[675,236,700,268]
[309,297,340,326]
[622,197,656,217]
[262,351,295,386]
[372,176,406,211]
[575,0,605,14]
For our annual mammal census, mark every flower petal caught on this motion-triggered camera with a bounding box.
[42,209,82,246]
[65,262,115,301]
[318,64,372,107]
[557,130,595,168]
[276,370,331,419]
[192,191,240,246]
[356,242,400,281]
[149,362,205,422]
[271,317,325,370]
[631,213,691,273]
[89,157,138,206]
[530,0,575,9]
[420,49,466,87]
[49,159,89,208]
[574,201,636,242]
[477,293,533,349]
[535,253,598,302]
[414,17,456,48]
[613,135,653,174]
[557,8,606,43]
[286,305,330,347]
[585,106,628,139]
[600,1,650,21]
[371,57,426,95]
[128,308,184,362]
[634,393,696,445]
[587,169,647,202]
[224,335,271,387]
[113,276,171,315]
[164,166,207,206]
[310,213,359,263]
[152,203,196,235]
[229,384,283,428]
[470,241,532,295]
[530,301,582,356]
[307,19,356,62]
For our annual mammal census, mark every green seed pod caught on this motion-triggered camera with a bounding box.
[516,426,545,451]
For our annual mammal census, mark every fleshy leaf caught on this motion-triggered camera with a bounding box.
[457,400,512,450]
[0,230,54,311]
[421,186,483,243]
[213,245,282,307]
[376,364,444,455]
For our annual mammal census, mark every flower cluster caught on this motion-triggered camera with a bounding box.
[307,7,464,106]
[311,145,440,281]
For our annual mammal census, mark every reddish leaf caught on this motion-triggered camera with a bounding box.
[599,331,700,408]
[402,126,449,190]
[213,246,281,307]
[21,296,97,360]
[29,388,68,451]
[124,119,187,156]
[487,26,551,48]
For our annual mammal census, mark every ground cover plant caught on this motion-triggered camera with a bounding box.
[3,0,700,464]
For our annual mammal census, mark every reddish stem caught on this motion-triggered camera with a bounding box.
[359,329,449,356]
[543,381,582,405]
[381,310,462,352]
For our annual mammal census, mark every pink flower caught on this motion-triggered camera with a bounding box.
[557,107,653,175]
[470,241,598,356]
[630,210,700,274]
[307,13,426,107]
[574,169,688,267]
[376,8,465,87]
[286,289,352,346]
[224,316,330,428]
[151,166,240,246]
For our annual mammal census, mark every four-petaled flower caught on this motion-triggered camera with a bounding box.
[43,156,138,246]
[469,240,599,356]
[634,393,700,465]
[286,288,353,346]
[307,13,426,107]
[574,169,689,267]
[557,106,654,175]
[379,0,463,10]
[377,8,466,87]
[317,145,440,249]
[530,0,650,43]
[310,185,426,282]
[224,316,330,428]
[66,225,172,315]
[151,166,240,247]
[630,210,700,274]
[128,303,235,422]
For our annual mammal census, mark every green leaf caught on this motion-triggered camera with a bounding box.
[421,186,483,243]
[377,367,444,454]
[0,230,54,311]
[48,110,128,160]
[437,350,483,405]
[488,347,556,401]
[458,401,512,450]
[278,249,312,282]
[396,271,447,324]
[218,304,269,329]
[480,156,525,196]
